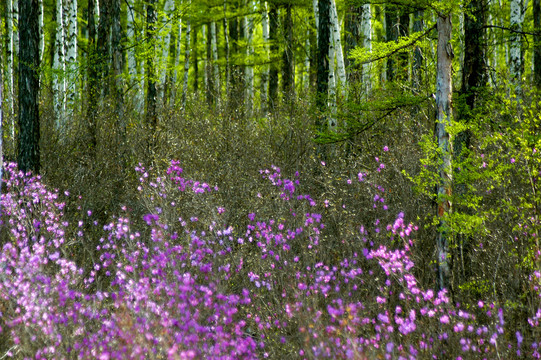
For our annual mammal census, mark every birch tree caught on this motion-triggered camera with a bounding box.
[361,4,372,92]
[260,2,269,114]
[510,0,522,95]
[146,0,158,131]
[6,0,16,126]
[211,22,220,101]
[64,0,77,116]
[282,3,295,97]
[53,0,66,128]
[435,12,454,291]
[330,0,346,94]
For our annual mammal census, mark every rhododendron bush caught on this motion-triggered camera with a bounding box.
[0,158,540,359]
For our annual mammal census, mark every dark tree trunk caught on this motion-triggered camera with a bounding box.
[18,0,40,173]
[112,0,124,133]
[344,5,361,81]
[457,0,487,156]
[316,0,330,126]
[282,3,294,97]
[268,5,279,109]
[534,0,541,87]
[96,0,111,95]
[146,0,157,132]
[412,10,424,91]
[385,4,409,82]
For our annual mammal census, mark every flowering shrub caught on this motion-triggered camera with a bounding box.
[0,157,540,359]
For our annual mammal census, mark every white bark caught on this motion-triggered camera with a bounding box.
[39,0,44,62]
[245,2,255,116]
[6,0,15,120]
[330,0,346,93]
[510,0,522,94]
[211,22,220,100]
[54,0,66,129]
[64,0,78,118]
[361,3,372,92]
[181,19,192,110]
[159,0,174,100]
[260,1,269,114]
[202,25,208,93]
[436,14,453,291]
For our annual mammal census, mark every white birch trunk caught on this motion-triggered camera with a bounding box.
[171,17,183,105]
[64,0,78,118]
[202,25,208,94]
[245,2,255,116]
[510,0,522,94]
[260,1,269,114]
[211,21,220,100]
[436,14,453,291]
[361,3,372,92]
[159,0,174,100]
[54,0,66,129]
[330,0,346,94]
[39,0,44,62]
[6,0,15,121]
[181,20,192,110]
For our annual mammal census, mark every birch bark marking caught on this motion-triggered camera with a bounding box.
[436,14,453,291]
[510,0,522,95]
[260,2,269,114]
[330,0,346,94]
[53,0,66,129]
[211,22,220,101]
[361,4,372,92]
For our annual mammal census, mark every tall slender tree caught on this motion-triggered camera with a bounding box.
[510,0,522,95]
[435,11,454,291]
[282,3,295,97]
[316,0,330,129]
[146,0,158,130]
[268,4,279,109]
[534,0,541,88]
[18,0,41,173]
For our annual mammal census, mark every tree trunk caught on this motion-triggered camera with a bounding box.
[330,0,346,93]
[64,0,77,118]
[316,0,330,127]
[193,27,199,96]
[18,0,41,174]
[245,4,255,116]
[510,0,522,95]
[260,2,269,114]
[436,13,453,291]
[206,22,214,106]
[7,0,16,133]
[412,10,424,91]
[146,0,157,131]
[344,5,361,81]
[111,0,124,132]
[53,0,66,129]
[361,4,372,92]
[96,0,110,96]
[534,0,541,87]
[268,5,278,109]
[282,3,295,98]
